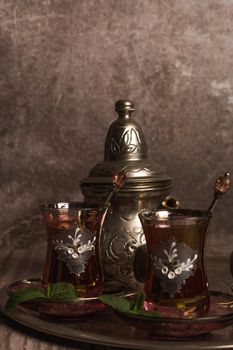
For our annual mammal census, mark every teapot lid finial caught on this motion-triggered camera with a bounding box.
[115,100,135,117]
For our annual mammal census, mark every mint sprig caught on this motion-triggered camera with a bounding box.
[46,282,78,299]
[129,292,144,312]
[99,292,160,318]
[99,294,131,313]
[5,282,79,313]
[5,287,47,313]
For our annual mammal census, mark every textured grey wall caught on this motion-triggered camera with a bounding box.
[0,0,232,257]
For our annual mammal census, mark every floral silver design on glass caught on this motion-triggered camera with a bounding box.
[151,238,198,297]
[41,202,108,297]
[138,209,211,314]
[53,227,97,276]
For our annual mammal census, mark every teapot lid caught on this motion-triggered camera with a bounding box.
[80,100,173,193]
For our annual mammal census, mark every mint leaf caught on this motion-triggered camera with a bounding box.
[99,293,160,318]
[5,287,46,313]
[129,292,144,312]
[99,294,131,313]
[129,293,159,317]
[5,282,79,313]
[48,282,78,299]
[47,283,51,298]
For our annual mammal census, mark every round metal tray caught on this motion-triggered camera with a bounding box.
[2,283,233,349]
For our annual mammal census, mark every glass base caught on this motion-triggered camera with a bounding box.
[75,283,103,298]
[144,295,210,318]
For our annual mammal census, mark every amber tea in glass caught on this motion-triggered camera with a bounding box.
[41,202,107,297]
[139,209,211,314]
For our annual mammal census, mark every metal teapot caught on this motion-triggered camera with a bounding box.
[80,100,173,288]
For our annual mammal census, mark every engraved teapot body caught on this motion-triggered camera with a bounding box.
[80,100,173,288]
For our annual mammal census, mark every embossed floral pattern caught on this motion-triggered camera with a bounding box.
[111,127,145,154]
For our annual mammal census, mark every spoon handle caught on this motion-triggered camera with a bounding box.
[104,171,127,207]
[208,173,230,215]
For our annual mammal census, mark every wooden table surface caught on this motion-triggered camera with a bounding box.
[0,245,233,350]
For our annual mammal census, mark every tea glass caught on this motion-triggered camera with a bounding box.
[138,209,211,315]
[41,202,108,297]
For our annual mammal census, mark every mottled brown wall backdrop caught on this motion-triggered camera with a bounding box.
[0,0,232,258]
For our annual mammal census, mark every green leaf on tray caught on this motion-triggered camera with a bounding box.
[129,292,144,312]
[99,292,160,318]
[5,282,79,313]
[5,287,47,313]
[99,294,131,313]
[47,282,78,299]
